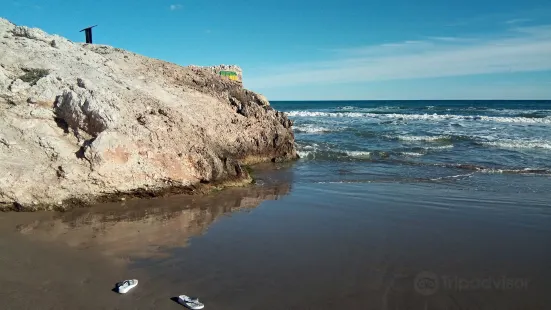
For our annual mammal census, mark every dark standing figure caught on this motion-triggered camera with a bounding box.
[80,25,97,44]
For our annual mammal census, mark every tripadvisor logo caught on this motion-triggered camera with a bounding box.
[414,271,439,296]
[414,271,529,296]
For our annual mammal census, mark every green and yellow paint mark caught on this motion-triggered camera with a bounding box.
[219,70,241,82]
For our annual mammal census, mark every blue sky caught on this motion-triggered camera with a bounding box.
[4,0,551,100]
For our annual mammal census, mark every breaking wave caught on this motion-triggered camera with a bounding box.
[389,135,452,142]
[431,173,474,181]
[296,147,448,161]
[296,146,551,175]
[285,111,551,124]
[294,125,337,133]
[429,163,551,175]
[297,149,372,160]
[480,140,551,150]
[424,145,454,150]
[287,101,551,180]
[344,151,372,158]
[401,152,425,157]
[337,106,356,110]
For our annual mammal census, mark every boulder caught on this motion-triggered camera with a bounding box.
[0,18,297,211]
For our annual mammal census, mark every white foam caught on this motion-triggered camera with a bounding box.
[401,152,425,157]
[486,108,551,116]
[294,125,337,133]
[482,140,551,150]
[345,151,371,158]
[425,145,454,150]
[431,173,474,181]
[315,180,376,184]
[481,168,551,174]
[470,115,551,124]
[301,144,318,150]
[297,149,372,159]
[297,150,314,158]
[286,111,366,118]
[392,135,450,142]
[284,111,551,124]
[339,106,356,110]
[386,113,551,124]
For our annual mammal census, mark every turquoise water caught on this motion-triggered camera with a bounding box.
[273,100,551,192]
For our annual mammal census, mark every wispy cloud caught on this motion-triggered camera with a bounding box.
[169,4,183,11]
[248,25,551,89]
[505,18,532,25]
[425,36,479,43]
[330,40,436,57]
[12,1,41,9]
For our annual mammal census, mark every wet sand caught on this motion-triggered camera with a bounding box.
[0,167,292,310]
[1,165,550,309]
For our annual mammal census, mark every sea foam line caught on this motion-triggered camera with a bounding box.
[296,149,372,159]
[294,125,339,133]
[481,140,551,150]
[285,111,551,124]
[345,151,372,158]
[431,173,475,181]
[401,152,425,157]
[388,135,451,142]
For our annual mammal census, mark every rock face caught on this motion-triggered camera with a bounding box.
[0,18,297,211]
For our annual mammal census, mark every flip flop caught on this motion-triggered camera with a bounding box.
[178,295,205,309]
[116,279,138,294]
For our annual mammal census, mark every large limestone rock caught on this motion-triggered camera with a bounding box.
[0,18,297,211]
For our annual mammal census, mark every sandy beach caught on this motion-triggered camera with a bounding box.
[0,167,292,309]
[1,163,550,309]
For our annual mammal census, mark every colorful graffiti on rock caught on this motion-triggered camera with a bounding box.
[219,70,242,82]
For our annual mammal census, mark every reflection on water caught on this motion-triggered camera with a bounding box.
[13,174,292,261]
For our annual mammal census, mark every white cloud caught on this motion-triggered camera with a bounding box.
[505,18,532,24]
[248,25,551,89]
[12,1,41,9]
[170,4,183,11]
[425,36,479,43]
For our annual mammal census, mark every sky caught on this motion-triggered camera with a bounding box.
[3,0,551,100]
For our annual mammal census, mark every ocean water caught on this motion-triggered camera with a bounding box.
[273,100,551,192]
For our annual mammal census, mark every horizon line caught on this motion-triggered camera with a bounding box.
[269,99,551,102]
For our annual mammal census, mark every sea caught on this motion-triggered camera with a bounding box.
[3,101,550,309]
[274,100,551,192]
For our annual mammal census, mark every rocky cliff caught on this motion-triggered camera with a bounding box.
[0,18,297,211]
